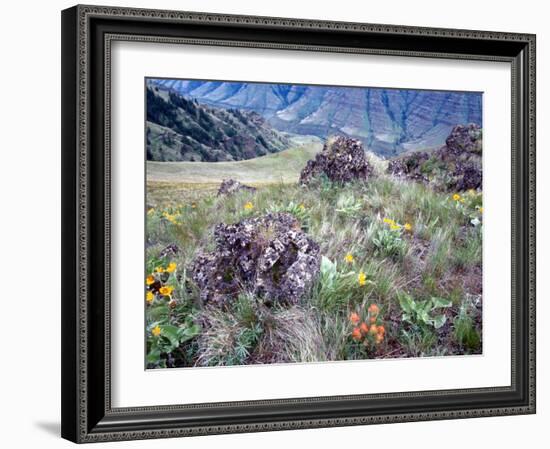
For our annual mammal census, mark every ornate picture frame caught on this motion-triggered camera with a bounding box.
[61,4,536,443]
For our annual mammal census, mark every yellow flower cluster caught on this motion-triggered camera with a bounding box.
[383,217,413,233]
[244,202,254,211]
[162,211,181,225]
[145,261,177,305]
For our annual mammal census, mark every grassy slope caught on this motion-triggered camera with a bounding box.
[147,139,323,205]
[145,145,483,367]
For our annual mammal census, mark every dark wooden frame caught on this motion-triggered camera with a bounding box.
[61,4,536,443]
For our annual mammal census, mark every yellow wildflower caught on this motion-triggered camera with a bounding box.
[299,203,306,211]
[146,275,155,286]
[159,286,174,296]
[151,325,161,337]
[166,262,177,273]
[383,218,395,225]
[345,253,354,264]
[244,202,254,210]
[146,291,154,303]
[358,271,367,286]
[452,193,461,201]
[404,223,412,232]
[390,223,401,231]
[155,266,165,273]
[147,208,155,215]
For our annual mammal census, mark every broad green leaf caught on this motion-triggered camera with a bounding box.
[398,293,413,314]
[320,256,337,276]
[431,297,452,309]
[178,324,201,342]
[146,348,161,364]
[149,305,169,321]
[160,324,180,348]
[432,314,447,329]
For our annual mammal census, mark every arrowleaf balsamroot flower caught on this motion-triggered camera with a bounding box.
[151,325,161,337]
[358,271,367,286]
[244,202,254,210]
[344,253,354,263]
[383,218,395,225]
[146,291,154,303]
[159,285,174,296]
[155,266,165,273]
[452,193,461,201]
[166,262,177,273]
[403,223,412,232]
[146,275,155,286]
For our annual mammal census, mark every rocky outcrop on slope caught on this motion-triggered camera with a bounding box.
[191,213,320,307]
[387,124,482,191]
[299,136,373,185]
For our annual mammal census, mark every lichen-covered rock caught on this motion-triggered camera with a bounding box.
[299,136,373,185]
[217,178,257,196]
[159,243,179,258]
[445,123,482,155]
[387,151,430,184]
[191,213,320,307]
[387,124,482,191]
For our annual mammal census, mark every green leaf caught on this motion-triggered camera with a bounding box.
[432,314,447,329]
[397,293,413,314]
[160,324,180,348]
[320,256,337,276]
[149,305,169,322]
[431,297,452,309]
[178,324,201,342]
[146,348,161,364]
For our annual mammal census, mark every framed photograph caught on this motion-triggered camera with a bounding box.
[61,4,536,443]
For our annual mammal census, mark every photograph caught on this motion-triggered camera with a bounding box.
[144,78,484,368]
[56,3,537,443]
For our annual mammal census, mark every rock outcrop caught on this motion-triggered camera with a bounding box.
[299,136,373,185]
[217,179,257,196]
[387,124,482,191]
[191,213,320,307]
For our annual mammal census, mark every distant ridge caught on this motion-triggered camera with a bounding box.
[146,83,289,162]
[150,78,482,157]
